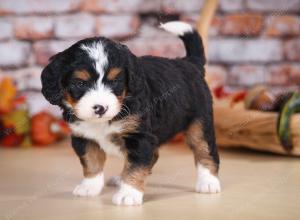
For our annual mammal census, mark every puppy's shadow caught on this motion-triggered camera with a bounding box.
[145,182,194,202]
[148,182,192,191]
[42,187,114,200]
[41,183,196,205]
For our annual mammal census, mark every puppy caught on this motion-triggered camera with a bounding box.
[41,21,220,206]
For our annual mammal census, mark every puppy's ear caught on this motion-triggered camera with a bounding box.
[41,52,64,106]
[124,48,144,96]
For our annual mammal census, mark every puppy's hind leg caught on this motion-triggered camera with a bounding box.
[185,119,221,193]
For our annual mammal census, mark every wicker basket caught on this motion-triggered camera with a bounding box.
[214,101,300,156]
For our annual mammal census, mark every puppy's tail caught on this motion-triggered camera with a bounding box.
[160,21,206,65]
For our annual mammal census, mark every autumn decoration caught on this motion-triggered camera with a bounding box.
[0,77,70,147]
[214,85,300,155]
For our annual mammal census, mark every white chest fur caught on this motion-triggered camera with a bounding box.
[69,120,124,157]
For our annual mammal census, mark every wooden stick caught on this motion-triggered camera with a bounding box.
[196,0,219,57]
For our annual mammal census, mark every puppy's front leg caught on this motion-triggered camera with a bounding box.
[71,136,106,197]
[112,134,158,206]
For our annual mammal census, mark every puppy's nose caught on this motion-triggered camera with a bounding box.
[93,105,107,116]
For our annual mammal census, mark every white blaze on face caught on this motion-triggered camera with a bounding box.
[75,41,121,122]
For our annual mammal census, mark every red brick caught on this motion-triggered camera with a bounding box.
[33,40,76,65]
[0,17,13,40]
[266,64,291,86]
[290,65,300,85]
[209,39,283,63]
[96,15,140,39]
[206,65,227,88]
[0,41,31,68]
[209,16,224,37]
[265,16,300,37]
[284,39,300,61]
[246,0,300,12]
[124,37,185,58]
[220,14,263,36]
[220,0,245,12]
[228,65,266,87]
[82,0,160,13]
[181,14,222,37]
[0,0,81,15]
[161,0,204,13]
[54,13,95,39]
[138,0,161,12]
[266,64,300,86]
[15,16,54,40]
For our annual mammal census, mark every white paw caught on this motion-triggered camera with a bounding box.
[73,173,104,197]
[196,164,221,194]
[112,182,143,206]
[106,175,121,187]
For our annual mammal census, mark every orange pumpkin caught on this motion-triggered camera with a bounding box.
[31,112,70,146]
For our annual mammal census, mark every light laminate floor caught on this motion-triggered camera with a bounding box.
[1,140,300,220]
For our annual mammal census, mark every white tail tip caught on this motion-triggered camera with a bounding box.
[159,21,193,36]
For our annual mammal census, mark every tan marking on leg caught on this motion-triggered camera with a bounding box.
[185,120,218,175]
[107,67,122,80]
[74,70,90,80]
[121,164,150,192]
[79,141,106,178]
[121,149,158,192]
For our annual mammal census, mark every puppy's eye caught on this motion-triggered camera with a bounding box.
[110,79,121,88]
[111,79,118,85]
[76,81,85,88]
[70,79,86,89]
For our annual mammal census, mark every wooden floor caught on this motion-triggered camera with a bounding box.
[1,140,300,220]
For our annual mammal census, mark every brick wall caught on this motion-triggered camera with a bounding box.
[0,0,299,100]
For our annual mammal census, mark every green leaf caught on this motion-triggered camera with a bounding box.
[277,92,300,152]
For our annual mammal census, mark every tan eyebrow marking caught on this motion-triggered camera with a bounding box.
[107,68,122,80]
[74,70,90,81]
